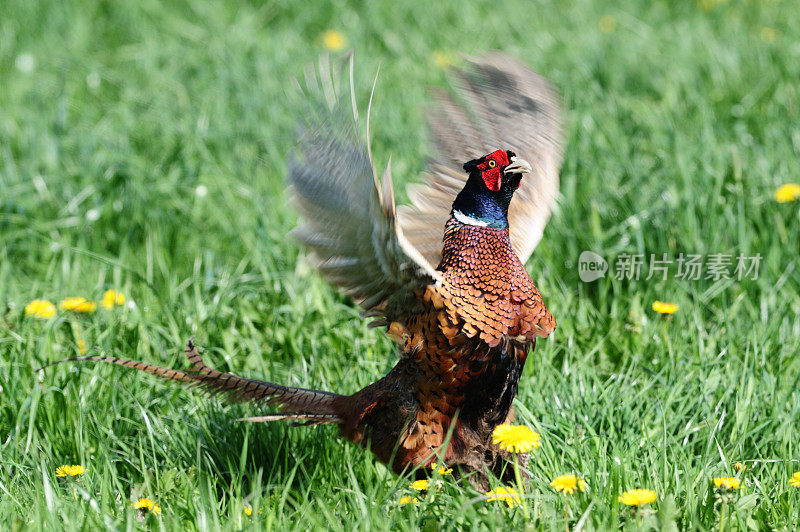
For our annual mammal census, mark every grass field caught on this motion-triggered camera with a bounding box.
[2,0,800,529]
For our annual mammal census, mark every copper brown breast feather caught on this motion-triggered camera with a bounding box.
[39,52,563,486]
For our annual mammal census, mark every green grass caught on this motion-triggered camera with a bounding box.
[2,0,800,529]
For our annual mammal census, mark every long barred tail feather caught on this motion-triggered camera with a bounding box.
[237,414,342,426]
[37,340,345,424]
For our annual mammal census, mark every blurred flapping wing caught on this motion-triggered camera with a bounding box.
[399,52,564,265]
[288,56,441,323]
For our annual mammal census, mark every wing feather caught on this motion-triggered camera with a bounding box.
[288,55,440,321]
[398,52,564,265]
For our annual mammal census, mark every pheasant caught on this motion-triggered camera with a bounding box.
[41,53,563,485]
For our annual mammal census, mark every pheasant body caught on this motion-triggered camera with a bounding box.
[342,214,554,478]
[41,53,563,488]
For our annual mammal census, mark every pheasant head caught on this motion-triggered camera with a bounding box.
[452,149,532,228]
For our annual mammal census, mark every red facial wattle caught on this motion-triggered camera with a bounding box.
[476,149,511,192]
[481,166,502,191]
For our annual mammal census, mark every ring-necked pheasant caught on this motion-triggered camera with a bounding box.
[40,52,563,485]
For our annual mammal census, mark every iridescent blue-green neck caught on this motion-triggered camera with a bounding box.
[451,172,521,229]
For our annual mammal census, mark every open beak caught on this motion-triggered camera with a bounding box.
[504,156,532,175]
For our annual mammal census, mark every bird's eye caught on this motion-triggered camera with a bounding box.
[487,160,496,168]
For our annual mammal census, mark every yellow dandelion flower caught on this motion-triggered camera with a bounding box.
[61,297,97,313]
[699,0,726,11]
[618,489,657,506]
[399,495,420,505]
[77,339,87,354]
[55,465,86,477]
[760,27,778,44]
[244,505,253,516]
[133,498,161,515]
[486,486,522,508]
[734,462,751,472]
[322,30,346,52]
[431,51,455,69]
[775,183,800,203]
[492,424,541,453]
[550,474,586,495]
[598,15,617,34]
[409,479,428,491]
[101,290,125,309]
[652,301,679,314]
[431,462,453,475]
[789,472,800,488]
[25,299,56,319]
[713,477,741,490]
